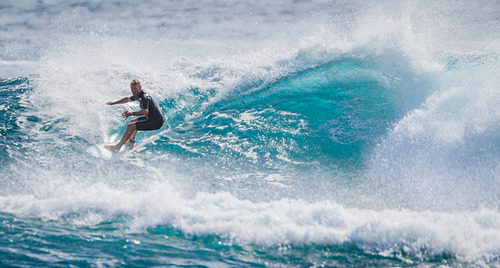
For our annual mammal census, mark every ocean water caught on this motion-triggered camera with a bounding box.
[1,0,500,266]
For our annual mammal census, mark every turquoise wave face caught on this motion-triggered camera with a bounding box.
[160,56,401,172]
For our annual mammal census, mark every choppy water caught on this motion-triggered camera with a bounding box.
[1,0,500,266]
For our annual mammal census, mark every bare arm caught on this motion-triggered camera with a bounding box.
[106,97,131,105]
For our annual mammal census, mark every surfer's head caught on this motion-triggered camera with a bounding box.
[130,79,142,96]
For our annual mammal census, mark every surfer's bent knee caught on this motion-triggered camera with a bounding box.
[127,122,137,131]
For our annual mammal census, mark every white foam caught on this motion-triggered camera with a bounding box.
[369,53,500,210]
[1,183,500,264]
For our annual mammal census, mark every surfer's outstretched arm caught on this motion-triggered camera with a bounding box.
[106,97,131,105]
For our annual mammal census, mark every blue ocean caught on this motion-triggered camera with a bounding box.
[1,0,500,266]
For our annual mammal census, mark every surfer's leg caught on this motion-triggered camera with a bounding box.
[126,130,138,149]
[105,122,137,153]
[125,118,139,149]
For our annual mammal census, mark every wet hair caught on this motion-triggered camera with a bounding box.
[130,79,141,86]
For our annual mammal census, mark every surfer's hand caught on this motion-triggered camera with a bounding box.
[122,111,131,119]
[106,101,114,105]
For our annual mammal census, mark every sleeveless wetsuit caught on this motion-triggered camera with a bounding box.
[130,91,164,131]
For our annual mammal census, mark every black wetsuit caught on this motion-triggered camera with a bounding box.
[130,91,164,131]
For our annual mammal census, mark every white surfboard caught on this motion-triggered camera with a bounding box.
[86,143,115,160]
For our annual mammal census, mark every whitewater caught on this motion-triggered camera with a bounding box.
[1,0,500,266]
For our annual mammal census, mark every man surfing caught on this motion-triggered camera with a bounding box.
[105,79,164,153]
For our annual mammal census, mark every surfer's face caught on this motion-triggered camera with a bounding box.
[130,84,141,96]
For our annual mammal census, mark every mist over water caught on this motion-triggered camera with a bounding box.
[1,0,500,266]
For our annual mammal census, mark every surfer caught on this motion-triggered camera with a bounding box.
[104,79,164,153]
